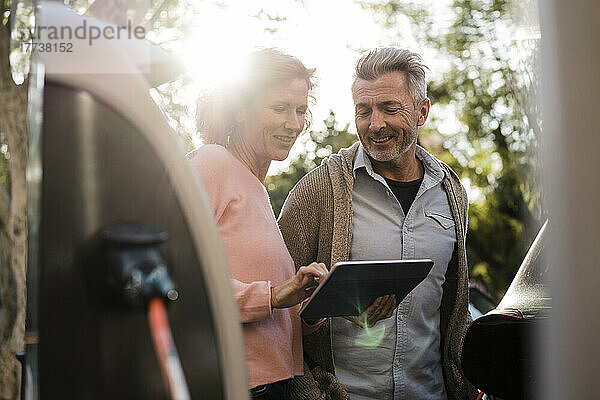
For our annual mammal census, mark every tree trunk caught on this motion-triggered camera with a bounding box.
[0,16,29,400]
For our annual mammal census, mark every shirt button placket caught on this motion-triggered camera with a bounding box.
[402,224,411,259]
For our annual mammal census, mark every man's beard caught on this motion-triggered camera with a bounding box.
[364,126,417,162]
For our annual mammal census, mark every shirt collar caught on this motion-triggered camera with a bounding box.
[353,143,446,182]
[353,144,373,177]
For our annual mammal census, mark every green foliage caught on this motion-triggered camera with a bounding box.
[5,0,35,85]
[266,111,356,217]
[364,0,545,298]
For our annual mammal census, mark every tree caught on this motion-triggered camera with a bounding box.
[361,0,544,297]
[1,0,30,396]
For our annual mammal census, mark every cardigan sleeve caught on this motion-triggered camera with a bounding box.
[278,167,327,270]
[279,168,329,335]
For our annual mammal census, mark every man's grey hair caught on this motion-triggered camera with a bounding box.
[352,47,429,106]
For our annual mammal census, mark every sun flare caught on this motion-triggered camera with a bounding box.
[181,6,257,90]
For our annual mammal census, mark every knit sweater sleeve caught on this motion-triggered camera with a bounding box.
[188,145,273,323]
[278,166,327,270]
[231,279,273,323]
[187,145,232,222]
[279,166,333,338]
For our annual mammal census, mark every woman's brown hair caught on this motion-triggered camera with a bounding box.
[196,48,316,146]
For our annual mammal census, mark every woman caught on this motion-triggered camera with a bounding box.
[188,49,327,399]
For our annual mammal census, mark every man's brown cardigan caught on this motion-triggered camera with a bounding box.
[278,142,477,400]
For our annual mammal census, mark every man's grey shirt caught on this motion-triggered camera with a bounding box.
[331,144,456,400]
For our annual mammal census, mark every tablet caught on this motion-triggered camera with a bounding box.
[299,259,434,319]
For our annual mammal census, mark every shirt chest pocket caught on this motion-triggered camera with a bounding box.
[424,209,455,230]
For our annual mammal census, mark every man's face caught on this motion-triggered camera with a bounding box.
[353,71,429,163]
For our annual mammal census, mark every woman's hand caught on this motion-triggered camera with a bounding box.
[271,262,328,309]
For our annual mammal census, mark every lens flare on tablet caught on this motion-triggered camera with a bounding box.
[354,323,386,348]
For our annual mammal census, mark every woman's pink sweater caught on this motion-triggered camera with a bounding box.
[188,144,313,389]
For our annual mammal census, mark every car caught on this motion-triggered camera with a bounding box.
[461,220,549,400]
[469,284,497,320]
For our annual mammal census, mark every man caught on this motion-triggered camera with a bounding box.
[279,47,476,400]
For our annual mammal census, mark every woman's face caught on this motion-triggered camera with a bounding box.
[238,78,309,162]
